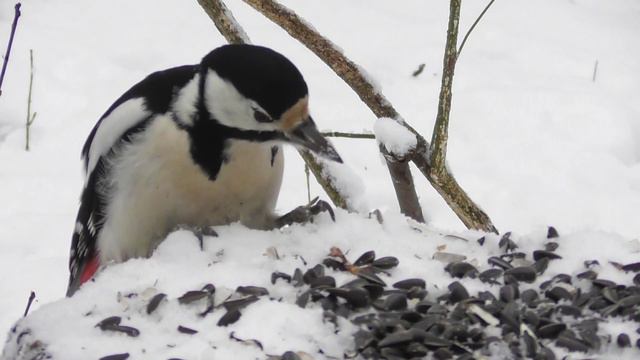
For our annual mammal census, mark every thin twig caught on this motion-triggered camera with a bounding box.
[26,49,35,151]
[322,131,375,139]
[457,0,496,58]
[0,3,22,97]
[23,291,36,317]
[592,60,598,83]
[304,163,311,203]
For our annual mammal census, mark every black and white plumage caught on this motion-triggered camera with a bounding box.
[67,44,341,296]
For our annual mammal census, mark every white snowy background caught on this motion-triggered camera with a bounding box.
[0,0,639,358]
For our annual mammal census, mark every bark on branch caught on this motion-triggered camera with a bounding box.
[197,0,354,211]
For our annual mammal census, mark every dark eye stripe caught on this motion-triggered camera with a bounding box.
[253,109,273,123]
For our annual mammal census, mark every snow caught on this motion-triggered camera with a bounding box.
[373,117,417,157]
[320,157,369,213]
[1,0,639,358]
[3,214,639,359]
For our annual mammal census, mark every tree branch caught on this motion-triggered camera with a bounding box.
[240,0,425,223]
[197,0,250,44]
[0,3,21,97]
[457,0,496,58]
[26,49,35,151]
[422,0,497,233]
[321,131,375,140]
[430,0,460,171]
[196,0,356,212]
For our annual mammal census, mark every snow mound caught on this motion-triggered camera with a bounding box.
[2,213,640,359]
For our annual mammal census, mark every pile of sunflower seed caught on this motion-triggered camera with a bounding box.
[269,227,640,359]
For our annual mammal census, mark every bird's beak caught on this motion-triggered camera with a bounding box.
[287,117,343,163]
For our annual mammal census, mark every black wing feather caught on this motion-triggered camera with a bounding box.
[67,65,199,296]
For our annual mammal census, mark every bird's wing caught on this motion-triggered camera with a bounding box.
[66,65,199,296]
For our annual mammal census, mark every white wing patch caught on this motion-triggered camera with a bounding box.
[171,74,200,127]
[86,98,150,179]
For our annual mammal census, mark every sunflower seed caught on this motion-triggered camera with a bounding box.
[309,276,336,289]
[547,226,559,238]
[488,256,514,270]
[322,258,345,270]
[445,262,478,278]
[357,269,386,286]
[545,286,572,302]
[281,351,302,360]
[500,284,519,302]
[271,271,292,284]
[520,289,539,306]
[373,293,407,311]
[372,256,400,270]
[576,270,598,280]
[499,232,518,252]
[619,294,640,307]
[303,264,325,284]
[223,295,259,311]
[217,309,241,326]
[99,354,129,360]
[146,293,167,315]
[504,266,537,283]
[538,323,566,339]
[393,278,425,290]
[622,262,640,272]
[617,333,631,347]
[533,250,562,261]
[292,268,304,287]
[177,325,198,335]
[447,281,469,303]
[555,336,589,352]
[236,286,268,297]
[178,290,209,304]
[354,250,376,266]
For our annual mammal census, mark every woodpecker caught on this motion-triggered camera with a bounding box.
[66,44,342,296]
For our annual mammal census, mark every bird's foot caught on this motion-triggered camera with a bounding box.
[176,225,218,250]
[276,197,336,228]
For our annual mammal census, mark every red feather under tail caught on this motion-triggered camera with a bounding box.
[79,256,100,284]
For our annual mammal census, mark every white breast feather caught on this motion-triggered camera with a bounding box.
[97,115,284,262]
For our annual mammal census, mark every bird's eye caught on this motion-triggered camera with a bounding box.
[253,109,273,123]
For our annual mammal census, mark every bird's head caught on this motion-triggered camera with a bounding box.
[198,44,341,163]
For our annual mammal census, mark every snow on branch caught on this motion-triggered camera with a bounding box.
[374,117,418,158]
